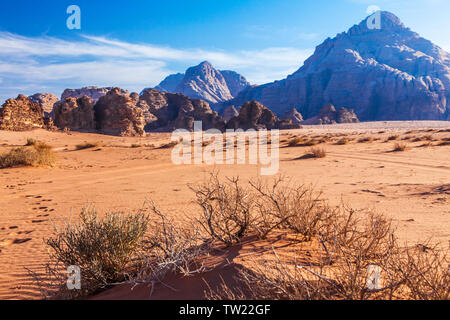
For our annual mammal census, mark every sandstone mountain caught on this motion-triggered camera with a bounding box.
[226,101,302,130]
[28,93,59,118]
[61,86,127,103]
[221,106,240,122]
[155,62,250,104]
[0,95,45,131]
[138,89,225,131]
[221,11,450,121]
[94,88,146,137]
[53,96,96,131]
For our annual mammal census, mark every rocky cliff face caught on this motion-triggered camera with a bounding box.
[224,12,450,121]
[226,101,301,130]
[221,106,240,122]
[138,89,225,131]
[155,62,250,104]
[0,95,45,131]
[53,96,96,130]
[28,93,59,117]
[94,88,146,137]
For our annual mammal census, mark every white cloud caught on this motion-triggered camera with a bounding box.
[0,31,313,104]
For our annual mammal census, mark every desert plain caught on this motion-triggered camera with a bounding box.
[0,121,449,300]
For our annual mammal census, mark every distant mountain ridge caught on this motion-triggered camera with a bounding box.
[219,11,450,121]
[154,61,251,104]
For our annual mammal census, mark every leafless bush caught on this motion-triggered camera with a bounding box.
[393,142,408,152]
[190,173,254,246]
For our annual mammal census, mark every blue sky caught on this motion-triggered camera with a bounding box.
[0,0,449,104]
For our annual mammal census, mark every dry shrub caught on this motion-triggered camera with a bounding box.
[0,142,55,168]
[130,143,142,148]
[190,174,254,247]
[387,135,399,141]
[250,178,329,241]
[45,207,150,297]
[304,147,326,158]
[75,142,99,150]
[393,142,408,152]
[336,138,349,145]
[134,203,211,290]
[25,137,38,146]
[358,137,374,143]
[158,141,179,149]
[287,137,303,147]
[207,202,449,300]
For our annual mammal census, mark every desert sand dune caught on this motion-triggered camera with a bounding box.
[0,121,449,299]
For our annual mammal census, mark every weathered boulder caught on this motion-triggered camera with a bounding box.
[53,96,95,130]
[283,108,303,124]
[94,88,146,136]
[226,101,301,130]
[138,89,225,131]
[0,95,45,131]
[303,104,359,125]
[28,93,59,118]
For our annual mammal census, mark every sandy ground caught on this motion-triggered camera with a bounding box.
[0,121,449,300]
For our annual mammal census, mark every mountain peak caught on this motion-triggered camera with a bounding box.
[348,11,409,35]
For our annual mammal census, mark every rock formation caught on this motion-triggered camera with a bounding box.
[138,89,225,131]
[94,88,146,137]
[154,62,250,104]
[61,87,127,103]
[28,93,59,117]
[283,108,303,124]
[222,12,450,121]
[303,104,359,125]
[221,106,240,122]
[0,95,45,131]
[226,101,301,130]
[53,96,96,130]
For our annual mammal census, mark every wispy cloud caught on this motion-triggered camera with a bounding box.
[0,32,312,103]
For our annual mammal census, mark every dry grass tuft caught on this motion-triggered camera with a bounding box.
[75,142,99,150]
[0,142,55,169]
[305,147,327,158]
[392,143,408,152]
[358,137,374,143]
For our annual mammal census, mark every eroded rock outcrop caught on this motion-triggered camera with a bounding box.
[283,108,303,124]
[28,93,59,118]
[61,87,127,103]
[226,101,301,130]
[303,104,359,125]
[0,95,45,131]
[53,96,96,130]
[138,89,225,131]
[94,88,146,136]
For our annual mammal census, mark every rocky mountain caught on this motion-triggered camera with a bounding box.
[155,62,250,104]
[28,93,59,117]
[53,96,96,131]
[226,101,302,130]
[138,89,225,131]
[221,106,240,122]
[221,11,450,121]
[283,108,303,124]
[61,86,127,103]
[94,88,146,137]
[0,95,45,131]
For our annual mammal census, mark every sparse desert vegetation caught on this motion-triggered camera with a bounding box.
[33,174,449,300]
[0,141,55,169]
[393,142,408,152]
[75,142,100,150]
